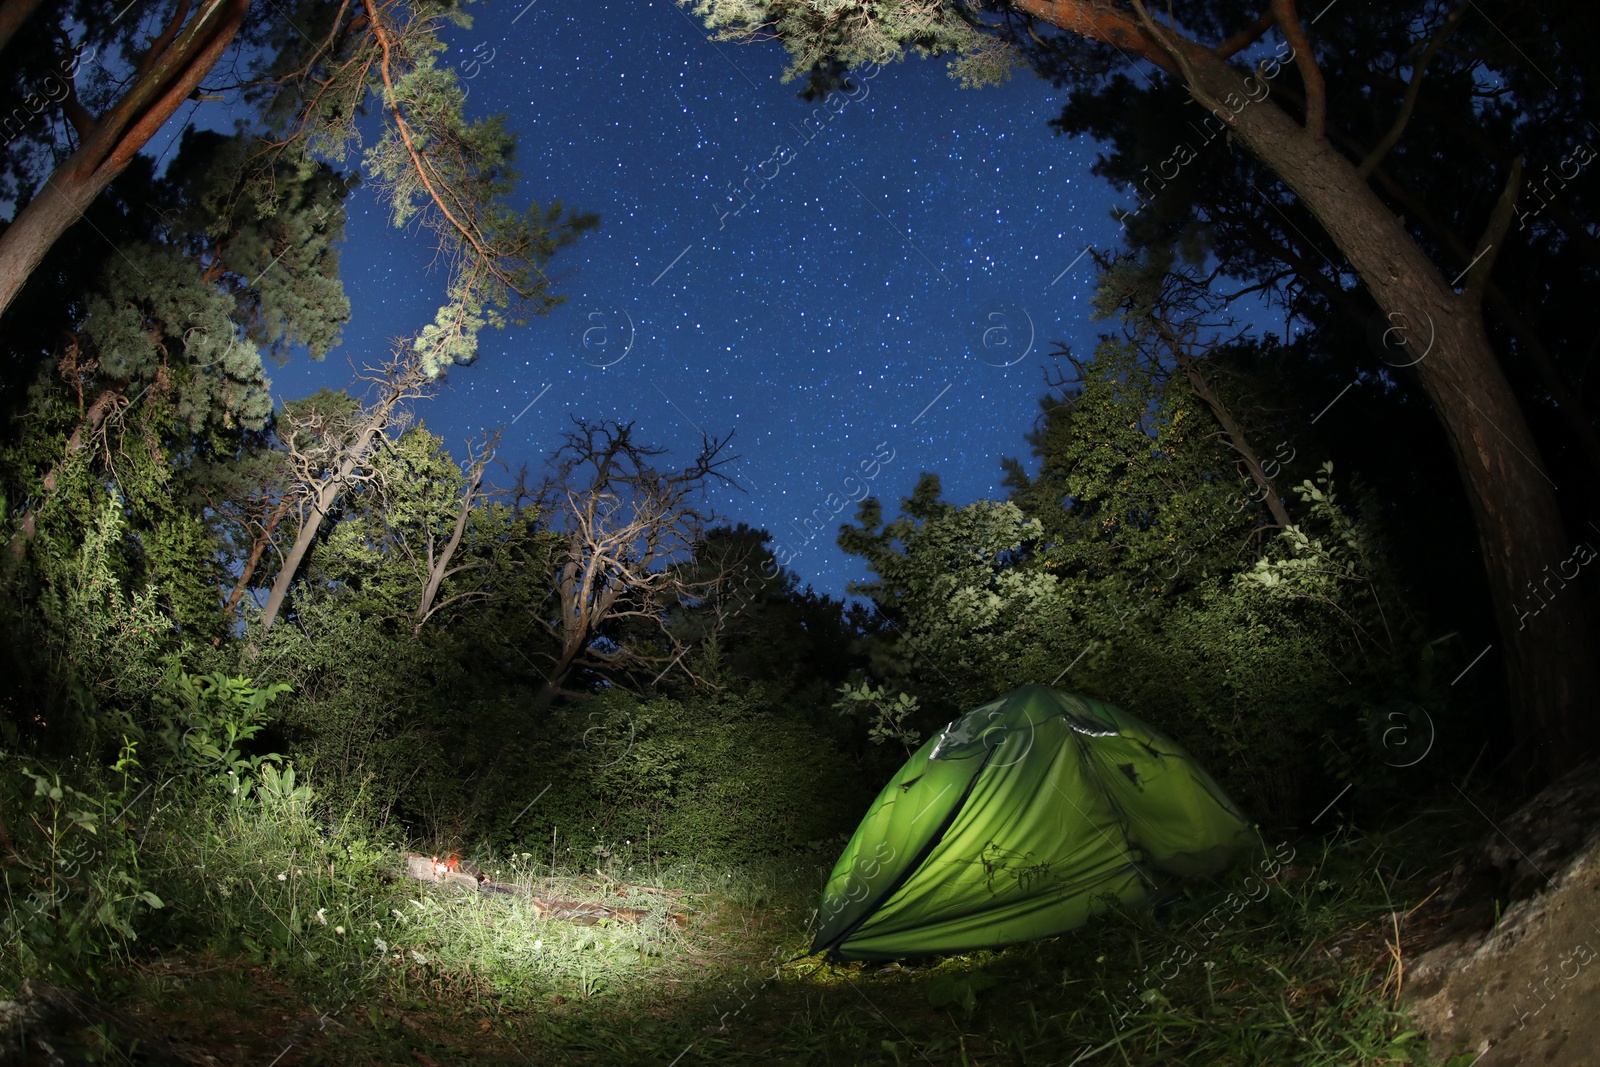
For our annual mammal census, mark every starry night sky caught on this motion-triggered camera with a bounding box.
[265,0,1138,599]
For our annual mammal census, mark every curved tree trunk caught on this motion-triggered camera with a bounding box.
[259,355,430,630]
[0,0,250,318]
[1177,41,1598,774]
[0,0,47,56]
[1003,0,1597,773]
[259,459,354,632]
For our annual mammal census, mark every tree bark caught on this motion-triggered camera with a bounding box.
[1006,0,1597,772]
[1175,39,1597,773]
[259,357,427,630]
[0,0,250,319]
[0,0,47,56]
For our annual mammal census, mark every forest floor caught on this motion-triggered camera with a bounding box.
[8,797,1515,1067]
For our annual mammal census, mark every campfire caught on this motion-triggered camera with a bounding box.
[402,853,687,927]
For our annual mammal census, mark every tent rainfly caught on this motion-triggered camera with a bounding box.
[812,684,1258,961]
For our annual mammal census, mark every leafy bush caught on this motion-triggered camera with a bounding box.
[0,739,163,986]
[490,687,871,865]
[0,485,172,753]
[0,666,347,989]
[153,667,294,804]
[249,596,466,826]
[840,336,1429,823]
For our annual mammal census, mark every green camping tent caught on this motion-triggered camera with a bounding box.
[812,684,1257,960]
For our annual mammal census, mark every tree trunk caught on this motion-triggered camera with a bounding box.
[0,0,250,319]
[532,547,591,710]
[1356,165,1600,486]
[1164,334,1293,530]
[224,496,292,617]
[531,650,578,713]
[259,472,346,632]
[0,0,47,56]
[259,358,427,630]
[1182,46,1598,773]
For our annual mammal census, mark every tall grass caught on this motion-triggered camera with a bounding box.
[4,739,1467,1066]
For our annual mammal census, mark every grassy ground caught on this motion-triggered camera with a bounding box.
[8,796,1484,1066]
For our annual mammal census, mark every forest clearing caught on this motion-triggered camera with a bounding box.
[4,1,1598,1063]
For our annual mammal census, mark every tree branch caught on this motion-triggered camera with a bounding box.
[133,1,194,83]
[1356,3,1464,178]
[530,418,736,707]
[1461,155,1521,308]
[362,0,498,267]
[103,1,250,176]
[1011,0,1181,74]
[415,429,498,635]
[1269,0,1323,139]
[1217,8,1275,59]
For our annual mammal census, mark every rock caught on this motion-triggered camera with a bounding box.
[1402,760,1600,1066]
[0,979,192,1064]
[0,980,73,1065]
[1422,759,1600,938]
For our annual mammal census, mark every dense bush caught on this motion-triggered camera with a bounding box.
[483,687,872,865]
[248,596,464,828]
[840,336,1431,824]
[0,666,325,984]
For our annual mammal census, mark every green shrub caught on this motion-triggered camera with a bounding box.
[250,597,463,826]
[0,739,162,986]
[137,778,397,991]
[0,665,366,991]
[492,688,871,865]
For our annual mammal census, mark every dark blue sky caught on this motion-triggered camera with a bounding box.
[266,0,1139,599]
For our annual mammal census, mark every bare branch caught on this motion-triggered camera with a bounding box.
[414,428,500,634]
[527,418,739,707]
[259,339,433,630]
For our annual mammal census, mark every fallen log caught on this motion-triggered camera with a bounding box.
[402,854,686,926]
[592,870,686,898]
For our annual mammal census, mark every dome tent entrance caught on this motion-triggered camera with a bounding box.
[812,684,1257,961]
